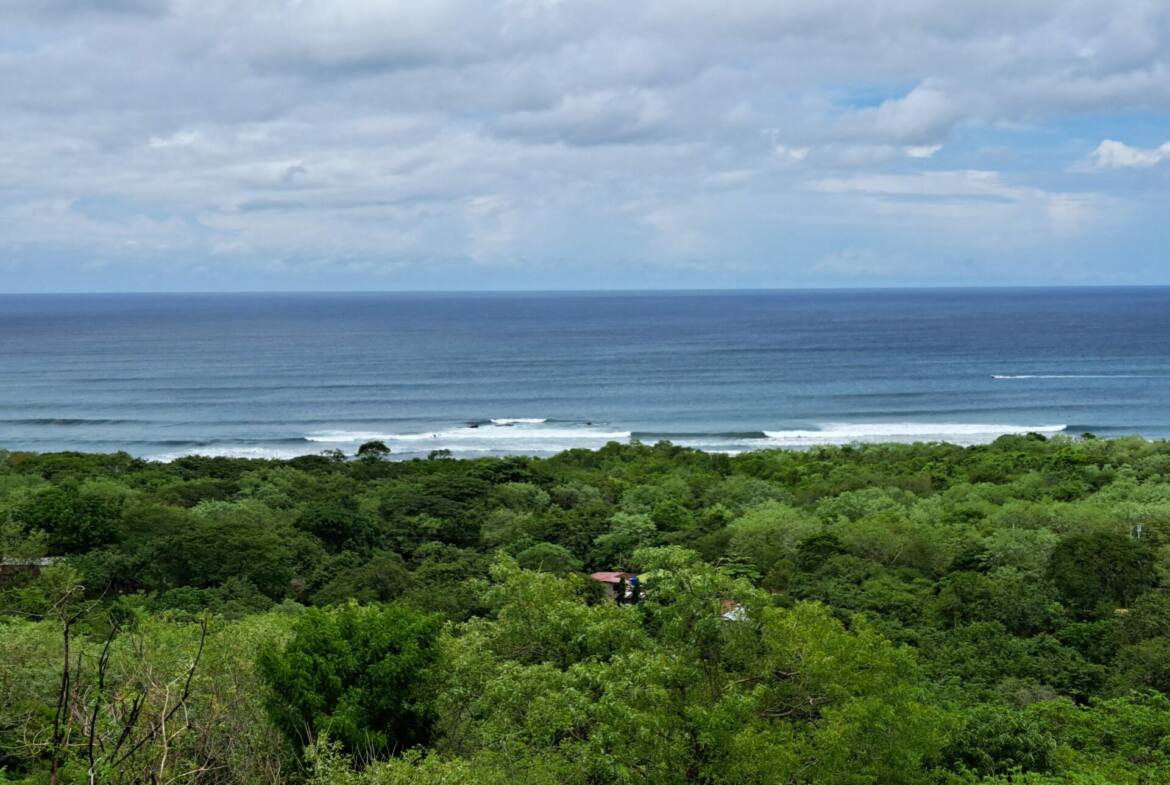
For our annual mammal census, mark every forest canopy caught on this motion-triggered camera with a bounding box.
[4,434,1170,784]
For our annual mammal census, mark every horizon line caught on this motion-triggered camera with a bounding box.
[4,283,1170,296]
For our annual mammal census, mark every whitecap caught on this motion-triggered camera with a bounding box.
[146,445,320,462]
[993,374,1152,380]
[305,430,398,443]
[300,421,631,457]
[762,422,1066,446]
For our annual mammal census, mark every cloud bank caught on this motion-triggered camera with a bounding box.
[1,0,1169,289]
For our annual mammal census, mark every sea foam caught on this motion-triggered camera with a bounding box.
[762,422,1066,445]
[147,421,1072,461]
[146,445,320,462]
[992,374,1153,380]
[302,420,631,457]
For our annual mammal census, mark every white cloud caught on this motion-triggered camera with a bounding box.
[1045,193,1100,236]
[2,0,1169,286]
[810,170,1018,200]
[494,89,670,145]
[773,144,811,163]
[1089,139,1170,169]
[148,129,204,149]
[904,144,943,159]
[807,170,1115,242]
[859,83,962,145]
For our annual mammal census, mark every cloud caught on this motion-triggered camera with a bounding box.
[904,144,943,159]
[848,83,963,145]
[7,0,165,19]
[1089,139,1170,169]
[772,144,811,163]
[813,248,897,277]
[2,0,1169,288]
[808,170,1115,242]
[494,89,671,145]
[810,170,1021,201]
[148,130,204,149]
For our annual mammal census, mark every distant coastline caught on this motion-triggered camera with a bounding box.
[1,427,1150,466]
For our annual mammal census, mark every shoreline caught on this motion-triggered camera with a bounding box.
[1,426,1148,464]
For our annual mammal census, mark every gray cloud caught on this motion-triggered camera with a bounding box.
[8,0,167,19]
[1,0,1169,289]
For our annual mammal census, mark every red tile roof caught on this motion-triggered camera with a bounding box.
[590,571,636,584]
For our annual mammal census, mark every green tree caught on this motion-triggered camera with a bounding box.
[726,501,818,575]
[1048,531,1156,614]
[940,703,1057,776]
[515,542,582,574]
[356,441,391,461]
[16,485,122,554]
[590,512,657,570]
[312,551,413,606]
[1117,591,1170,644]
[296,501,376,553]
[794,530,847,572]
[147,503,313,599]
[1108,638,1170,695]
[258,603,441,762]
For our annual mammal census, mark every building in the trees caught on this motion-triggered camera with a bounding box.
[0,557,60,586]
[590,571,639,602]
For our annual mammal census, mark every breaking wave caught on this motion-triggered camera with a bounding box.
[131,421,1075,462]
[992,374,1155,380]
[297,420,630,458]
[147,446,321,462]
[761,422,1066,445]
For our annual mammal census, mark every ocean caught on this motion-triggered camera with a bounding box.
[1,288,1168,461]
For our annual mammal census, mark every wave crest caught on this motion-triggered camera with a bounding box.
[762,422,1066,445]
[144,421,1073,461]
[993,374,1153,380]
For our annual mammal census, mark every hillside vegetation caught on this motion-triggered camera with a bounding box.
[4,435,1170,784]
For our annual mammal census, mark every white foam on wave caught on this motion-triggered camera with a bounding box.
[147,446,318,462]
[147,420,1073,462]
[490,417,548,425]
[993,374,1150,380]
[307,425,629,444]
[304,430,397,443]
[762,422,1066,446]
[303,420,630,456]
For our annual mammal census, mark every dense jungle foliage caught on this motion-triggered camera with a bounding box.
[4,434,1170,784]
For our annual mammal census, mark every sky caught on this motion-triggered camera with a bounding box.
[2,0,1169,292]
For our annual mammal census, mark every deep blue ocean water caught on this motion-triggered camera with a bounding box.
[1,288,1168,460]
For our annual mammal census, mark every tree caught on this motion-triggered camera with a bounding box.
[726,501,818,575]
[515,542,582,575]
[1109,638,1170,695]
[312,551,413,606]
[257,603,441,762]
[1048,531,1156,614]
[296,501,376,553]
[1117,591,1170,644]
[147,503,313,599]
[940,703,1057,776]
[590,512,656,570]
[795,530,847,572]
[432,551,946,785]
[16,485,122,554]
[356,441,391,461]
